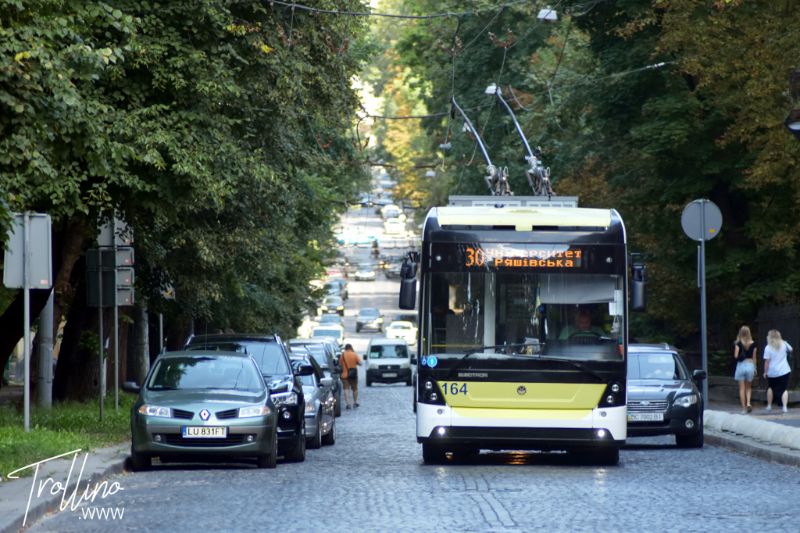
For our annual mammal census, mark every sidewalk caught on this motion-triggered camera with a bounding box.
[0,444,130,533]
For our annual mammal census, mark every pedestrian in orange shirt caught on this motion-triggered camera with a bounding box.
[339,344,362,409]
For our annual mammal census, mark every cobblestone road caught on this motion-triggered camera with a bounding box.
[29,375,800,532]
[28,208,800,532]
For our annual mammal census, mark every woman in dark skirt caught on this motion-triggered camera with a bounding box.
[763,330,792,413]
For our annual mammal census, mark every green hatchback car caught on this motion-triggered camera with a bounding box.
[125,351,278,470]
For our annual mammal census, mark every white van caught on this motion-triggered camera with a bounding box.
[365,338,413,386]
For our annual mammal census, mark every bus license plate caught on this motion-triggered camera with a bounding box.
[383,372,397,378]
[182,426,227,438]
[627,413,664,422]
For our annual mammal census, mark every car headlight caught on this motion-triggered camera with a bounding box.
[271,391,298,406]
[138,405,172,418]
[238,405,272,418]
[673,394,698,408]
[305,402,317,414]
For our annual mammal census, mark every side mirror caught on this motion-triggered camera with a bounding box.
[320,377,333,387]
[363,353,369,360]
[631,262,646,312]
[692,369,707,381]
[410,356,417,365]
[399,279,417,310]
[122,381,141,393]
[295,364,314,376]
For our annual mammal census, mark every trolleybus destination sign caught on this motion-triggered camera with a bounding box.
[431,243,592,271]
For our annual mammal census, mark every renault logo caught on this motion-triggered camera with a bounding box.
[199,409,211,421]
[517,386,527,396]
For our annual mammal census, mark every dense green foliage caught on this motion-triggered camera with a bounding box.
[1,1,369,340]
[376,0,800,351]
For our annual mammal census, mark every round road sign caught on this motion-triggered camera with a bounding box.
[681,199,722,241]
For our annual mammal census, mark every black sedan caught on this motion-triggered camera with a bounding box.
[627,344,706,448]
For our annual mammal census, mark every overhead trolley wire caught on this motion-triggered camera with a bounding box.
[259,0,534,20]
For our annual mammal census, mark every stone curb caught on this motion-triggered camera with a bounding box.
[0,445,129,533]
[704,409,800,451]
[703,409,800,468]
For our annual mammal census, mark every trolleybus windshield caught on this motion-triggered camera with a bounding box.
[424,270,624,362]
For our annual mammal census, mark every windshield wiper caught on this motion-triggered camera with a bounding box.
[443,343,606,383]
[528,356,606,383]
[445,343,539,379]
[148,385,178,391]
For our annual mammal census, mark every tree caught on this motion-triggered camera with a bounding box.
[1,1,369,398]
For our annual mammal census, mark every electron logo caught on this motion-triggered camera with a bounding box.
[428,356,438,368]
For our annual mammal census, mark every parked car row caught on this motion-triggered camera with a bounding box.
[125,333,344,471]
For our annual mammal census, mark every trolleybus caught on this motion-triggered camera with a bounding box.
[400,196,643,465]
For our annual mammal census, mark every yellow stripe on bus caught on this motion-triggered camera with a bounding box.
[439,381,606,410]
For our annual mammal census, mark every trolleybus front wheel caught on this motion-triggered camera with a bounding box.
[422,442,447,464]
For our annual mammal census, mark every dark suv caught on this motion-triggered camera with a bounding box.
[184,334,310,462]
[627,344,706,448]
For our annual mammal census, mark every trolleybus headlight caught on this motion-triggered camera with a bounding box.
[424,381,433,391]
[596,429,607,438]
[606,395,615,404]
[430,393,439,402]
[611,383,621,393]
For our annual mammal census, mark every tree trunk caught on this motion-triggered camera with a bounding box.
[0,289,51,390]
[53,275,105,402]
[127,303,150,385]
[0,216,86,391]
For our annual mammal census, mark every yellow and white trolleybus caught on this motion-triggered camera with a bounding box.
[401,196,641,465]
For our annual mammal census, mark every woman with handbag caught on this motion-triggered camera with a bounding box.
[339,344,363,409]
[763,330,792,413]
[733,325,758,413]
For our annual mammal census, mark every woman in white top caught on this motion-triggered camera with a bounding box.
[763,330,792,413]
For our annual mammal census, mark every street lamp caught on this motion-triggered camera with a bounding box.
[785,109,800,141]
[787,69,800,141]
[537,6,557,22]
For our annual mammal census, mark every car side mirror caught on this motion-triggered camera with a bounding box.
[122,381,141,393]
[364,354,369,360]
[320,377,333,387]
[692,369,707,382]
[410,356,417,364]
[295,364,314,376]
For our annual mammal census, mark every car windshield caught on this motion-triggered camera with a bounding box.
[319,315,341,324]
[628,352,687,380]
[359,308,380,318]
[358,263,374,270]
[389,322,412,330]
[313,329,341,339]
[185,341,291,375]
[424,270,624,362]
[147,355,264,392]
[369,344,408,359]
[324,296,342,305]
